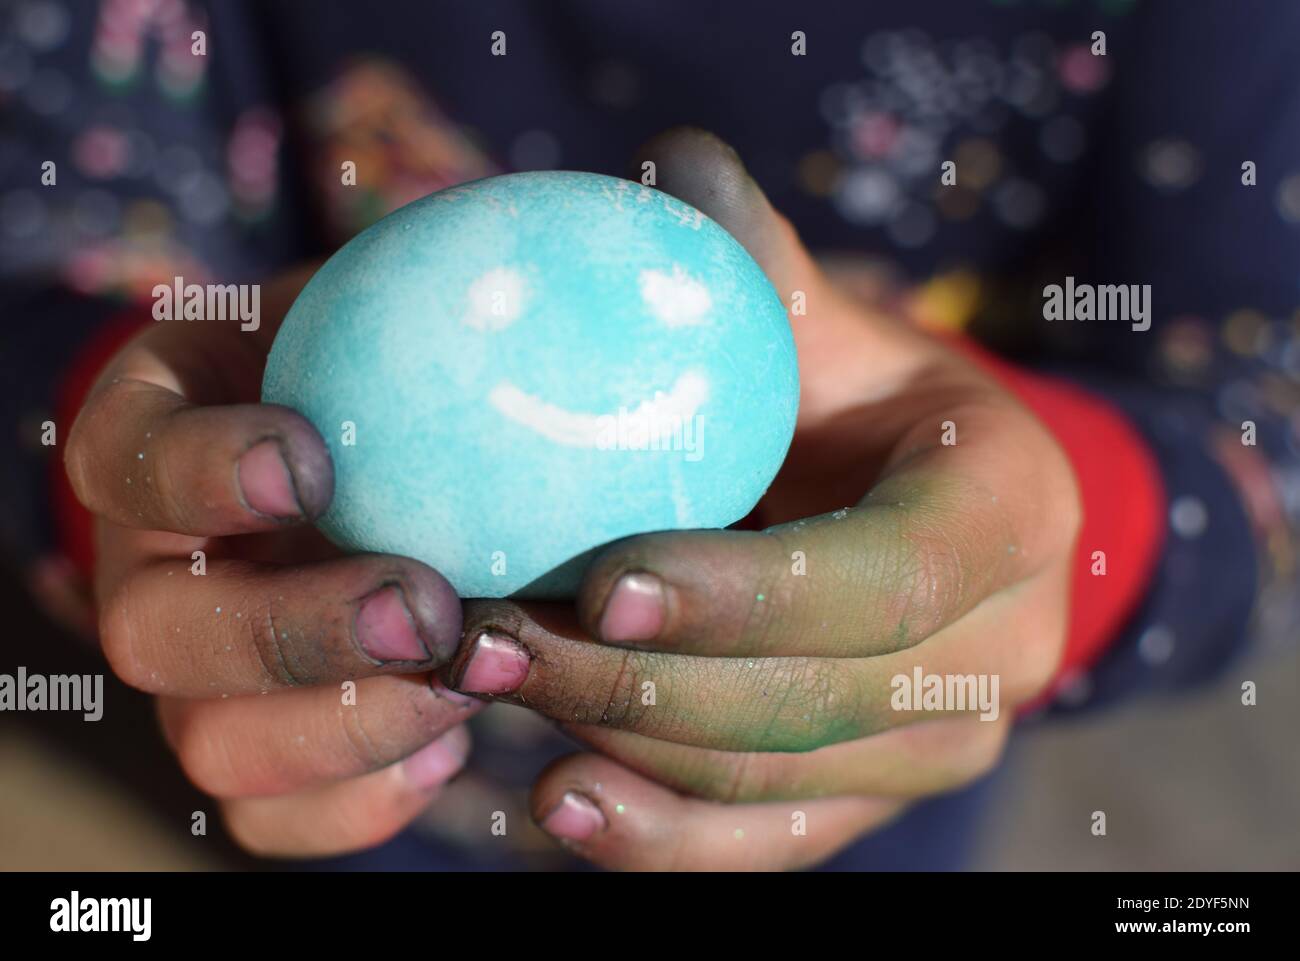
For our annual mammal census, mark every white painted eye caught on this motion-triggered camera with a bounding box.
[639,265,711,327]
[463,267,527,331]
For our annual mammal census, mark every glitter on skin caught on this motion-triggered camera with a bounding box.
[615,803,626,814]
[733,829,744,840]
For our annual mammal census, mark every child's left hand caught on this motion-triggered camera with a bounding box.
[445,129,1082,870]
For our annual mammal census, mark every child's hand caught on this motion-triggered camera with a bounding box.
[446,130,1081,870]
[65,268,481,857]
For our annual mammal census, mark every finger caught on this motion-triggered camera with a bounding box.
[564,715,1012,803]
[67,378,333,536]
[448,587,1049,753]
[100,554,462,696]
[65,266,331,536]
[222,725,470,858]
[531,751,901,871]
[578,491,1011,659]
[448,601,897,752]
[158,674,483,798]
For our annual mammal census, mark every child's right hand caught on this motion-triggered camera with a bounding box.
[65,266,481,857]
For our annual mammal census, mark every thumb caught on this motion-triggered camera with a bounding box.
[627,127,821,304]
[628,128,893,430]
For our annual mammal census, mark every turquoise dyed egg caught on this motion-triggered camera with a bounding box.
[262,171,799,598]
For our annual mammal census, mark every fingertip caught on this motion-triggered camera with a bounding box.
[530,754,679,869]
[355,584,435,664]
[385,561,464,666]
[236,439,303,519]
[576,535,660,641]
[399,725,471,792]
[577,531,703,649]
[451,630,531,695]
[530,754,614,846]
[260,404,334,521]
[537,791,607,844]
[628,126,748,186]
[627,127,776,257]
[595,572,668,646]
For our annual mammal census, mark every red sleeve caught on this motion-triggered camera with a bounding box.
[946,335,1167,700]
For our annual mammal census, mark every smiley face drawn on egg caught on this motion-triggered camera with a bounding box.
[474,263,712,449]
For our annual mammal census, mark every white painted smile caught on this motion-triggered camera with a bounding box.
[472,261,713,447]
[488,371,709,448]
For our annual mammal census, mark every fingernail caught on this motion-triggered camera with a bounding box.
[401,728,469,791]
[237,440,302,518]
[456,632,530,695]
[540,792,606,843]
[356,585,430,663]
[431,675,479,708]
[599,573,666,644]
